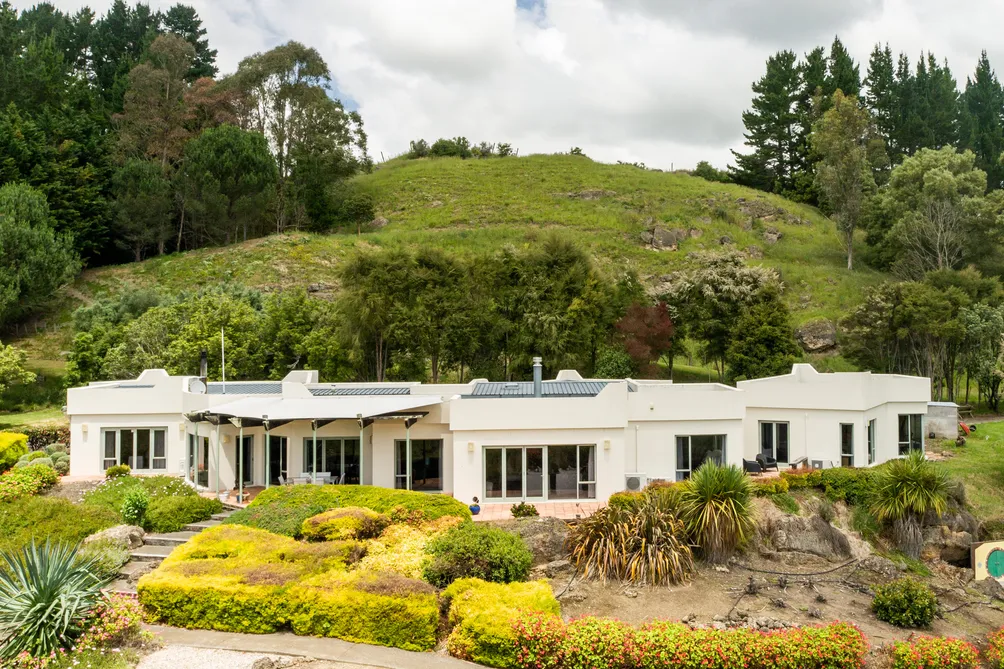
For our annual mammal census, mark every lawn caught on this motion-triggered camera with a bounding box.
[0,406,65,430]
[935,420,1004,521]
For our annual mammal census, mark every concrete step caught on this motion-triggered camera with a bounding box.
[104,579,137,595]
[144,531,198,546]
[118,560,154,578]
[130,544,175,562]
[183,519,223,532]
[211,511,233,520]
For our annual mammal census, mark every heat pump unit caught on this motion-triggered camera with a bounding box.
[624,473,647,492]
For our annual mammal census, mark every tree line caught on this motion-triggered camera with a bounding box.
[0,1,372,328]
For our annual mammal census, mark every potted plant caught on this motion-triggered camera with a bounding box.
[469,496,481,515]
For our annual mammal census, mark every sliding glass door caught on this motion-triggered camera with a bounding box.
[303,437,361,483]
[676,435,726,480]
[484,445,593,501]
[393,439,444,491]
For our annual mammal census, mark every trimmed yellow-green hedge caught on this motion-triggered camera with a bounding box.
[138,525,439,649]
[0,432,28,472]
[301,506,390,541]
[444,578,560,667]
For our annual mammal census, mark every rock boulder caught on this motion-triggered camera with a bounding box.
[796,320,837,353]
[83,525,144,551]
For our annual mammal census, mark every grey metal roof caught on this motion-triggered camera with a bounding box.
[310,387,412,396]
[207,382,282,395]
[98,384,155,389]
[465,381,609,398]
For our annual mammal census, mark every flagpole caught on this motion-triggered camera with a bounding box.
[221,327,226,395]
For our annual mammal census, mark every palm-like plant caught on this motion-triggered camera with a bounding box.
[679,462,756,564]
[0,540,110,661]
[871,451,949,558]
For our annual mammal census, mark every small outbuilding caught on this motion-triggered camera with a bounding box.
[926,401,959,440]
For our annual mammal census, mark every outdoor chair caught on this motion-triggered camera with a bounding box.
[742,458,763,475]
[788,456,809,470]
[316,471,330,484]
[756,453,779,472]
[293,476,310,485]
[335,472,346,484]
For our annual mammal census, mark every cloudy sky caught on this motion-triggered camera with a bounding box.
[33,0,1004,170]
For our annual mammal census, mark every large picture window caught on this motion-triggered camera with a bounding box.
[394,439,443,491]
[759,422,789,463]
[302,437,360,484]
[898,414,923,456]
[867,419,876,465]
[840,424,854,467]
[101,428,167,472]
[484,445,594,501]
[676,435,726,480]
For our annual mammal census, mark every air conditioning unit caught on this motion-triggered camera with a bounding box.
[624,473,647,492]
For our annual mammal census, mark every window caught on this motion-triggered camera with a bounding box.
[101,428,167,472]
[393,439,443,491]
[302,437,360,483]
[676,435,726,480]
[484,445,594,501]
[840,424,854,467]
[867,419,876,465]
[759,422,789,463]
[898,414,923,456]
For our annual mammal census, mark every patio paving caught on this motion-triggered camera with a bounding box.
[473,501,602,521]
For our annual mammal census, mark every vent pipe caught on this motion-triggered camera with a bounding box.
[199,350,208,382]
[532,356,543,397]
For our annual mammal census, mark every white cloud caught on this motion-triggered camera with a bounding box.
[29,0,1004,170]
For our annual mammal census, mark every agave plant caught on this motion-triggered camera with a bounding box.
[0,540,110,661]
[871,451,949,558]
[569,496,694,585]
[678,461,755,564]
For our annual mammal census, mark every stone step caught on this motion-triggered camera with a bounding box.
[183,519,223,532]
[144,531,198,546]
[130,544,175,562]
[104,579,137,595]
[211,511,233,520]
[118,560,154,577]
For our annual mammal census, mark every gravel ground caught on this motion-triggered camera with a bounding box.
[138,646,376,669]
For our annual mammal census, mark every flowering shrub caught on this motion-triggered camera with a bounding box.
[0,463,58,503]
[890,635,979,669]
[985,627,1004,669]
[872,578,938,628]
[7,593,146,669]
[105,464,131,478]
[503,615,868,669]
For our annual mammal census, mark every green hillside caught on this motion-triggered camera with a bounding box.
[14,154,887,360]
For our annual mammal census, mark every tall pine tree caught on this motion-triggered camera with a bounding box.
[866,44,898,158]
[959,52,1004,190]
[825,36,861,99]
[729,50,801,195]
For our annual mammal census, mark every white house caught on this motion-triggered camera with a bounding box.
[65,361,930,506]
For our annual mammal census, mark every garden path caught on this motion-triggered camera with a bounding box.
[146,626,481,669]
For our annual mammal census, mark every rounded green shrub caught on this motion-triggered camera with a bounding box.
[0,432,28,473]
[872,577,938,627]
[145,495,224,533]
[29,456,54,469]
[301,506,390,541]
[44,443,67,456]
[510,501,539,518]
[423,521,532,587]
[53,459,70,476]
[20,451,48,463]
[77,538,130,582]
[104,464,130,479]
[121,488,149,527]
[0,463,59,503]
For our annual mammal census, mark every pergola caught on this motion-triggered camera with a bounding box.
[185,395,443,501]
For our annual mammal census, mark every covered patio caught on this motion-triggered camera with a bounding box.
[184,394,443,503]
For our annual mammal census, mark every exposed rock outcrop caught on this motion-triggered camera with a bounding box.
[796,320,838,353]
[83,525,144,551]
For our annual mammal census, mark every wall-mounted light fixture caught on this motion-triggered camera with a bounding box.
[179,423,187,437]
[81,424,88,438]
[468,441,475,453]
[603,439,611,451]
[223,434,231,445]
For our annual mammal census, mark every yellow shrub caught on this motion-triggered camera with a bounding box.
[444,578,560,667]
[354,516,461,579]
[301,506,390,541]
[0,432,28,472]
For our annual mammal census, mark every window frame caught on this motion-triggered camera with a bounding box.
[758,421,790,463]
[898,414,924,456]
[867,419,876,465]
[393,439,444,492]
[482,444,596,501]
[676,434,727,480]
[100,427,168,473]
[840,423,854,468]
[301,437,361,482]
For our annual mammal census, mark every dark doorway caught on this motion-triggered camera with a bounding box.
[268,436,287,484]
[239,435,253,485]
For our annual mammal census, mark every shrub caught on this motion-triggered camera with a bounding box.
[0,463,58,503]
[780,469,821,490]
[889,635,979,669]
[120,488,149,527]
[819,467,877,505]
[563,617,636,669]
[444,578,559,667]
[423,521,533,587]
[28,456,53,470]
[105,464,130,479]
[754,477,790,496]
[20,426,69,452]
[145,495,224,533]
[43,443,67,456]
[82,474,195,520]
[769,492,800,515]
[986,627,1004,668]
[678,461,755,564]
[872,578,938,628]
[569,496,694,586]
[608,490,645,511]
[872,452,949,559]
[302,507,391,541]
[77,538,130,582]
[139,525,439,650]
[224,484,470,538]
[0,432,28,472]
[0,540,109,661]
[0,497,119,556]
[53,459,69,476]
[510,501,539,518]
[355,517,460,579]
[817,498,836,523]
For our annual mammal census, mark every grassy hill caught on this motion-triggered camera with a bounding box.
[13,153,888,362]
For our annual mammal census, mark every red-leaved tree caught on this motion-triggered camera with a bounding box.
[615,302,675,377]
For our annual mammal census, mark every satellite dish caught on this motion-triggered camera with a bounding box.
[188,378,207,394]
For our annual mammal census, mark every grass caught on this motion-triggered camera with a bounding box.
[10,154,891,357]
[935,420,1004,521]
[0,406,65,430]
